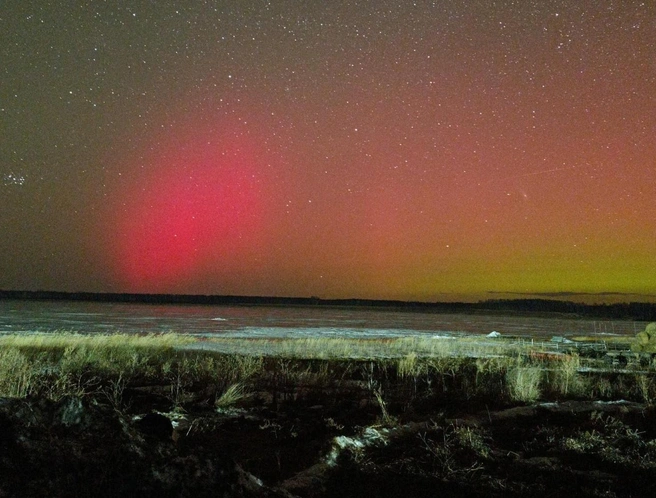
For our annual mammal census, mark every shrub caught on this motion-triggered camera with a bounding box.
[632,323,656,353]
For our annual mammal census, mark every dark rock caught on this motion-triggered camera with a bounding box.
[136,412,173,440]
[55,396,86,427]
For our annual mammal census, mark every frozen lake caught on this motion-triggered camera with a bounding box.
[0,299,644,340]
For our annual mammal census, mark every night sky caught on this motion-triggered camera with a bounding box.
[2,1,655,302]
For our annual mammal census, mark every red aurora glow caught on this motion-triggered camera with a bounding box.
[106,132,264,291]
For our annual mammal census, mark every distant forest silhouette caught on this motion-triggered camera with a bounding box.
[1,290,655,321]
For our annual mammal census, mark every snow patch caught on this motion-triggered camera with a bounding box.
[325,427,390,467]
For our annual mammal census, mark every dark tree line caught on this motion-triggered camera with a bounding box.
[1,290,655,321]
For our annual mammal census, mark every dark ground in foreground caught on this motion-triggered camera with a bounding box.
[2,371,656,498]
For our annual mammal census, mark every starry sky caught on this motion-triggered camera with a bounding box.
[1,1,655,303]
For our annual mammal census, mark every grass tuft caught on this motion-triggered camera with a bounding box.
[215,383,249,409]
[506,365,542,403]
[0,348,35,397]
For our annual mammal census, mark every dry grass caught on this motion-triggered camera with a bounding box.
[506,365,542,403]
[0,332,242,400]
[215,383,249,409]
[0,331,193,351]
[195,334,542,360]
[0,348,35,397]
[0,331,654,408]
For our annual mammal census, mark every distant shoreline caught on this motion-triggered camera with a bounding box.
[1,289,655,321]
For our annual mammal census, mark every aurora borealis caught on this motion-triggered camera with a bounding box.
[1,1,655,302]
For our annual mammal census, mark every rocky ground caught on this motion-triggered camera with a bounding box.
[2,375,656,498]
